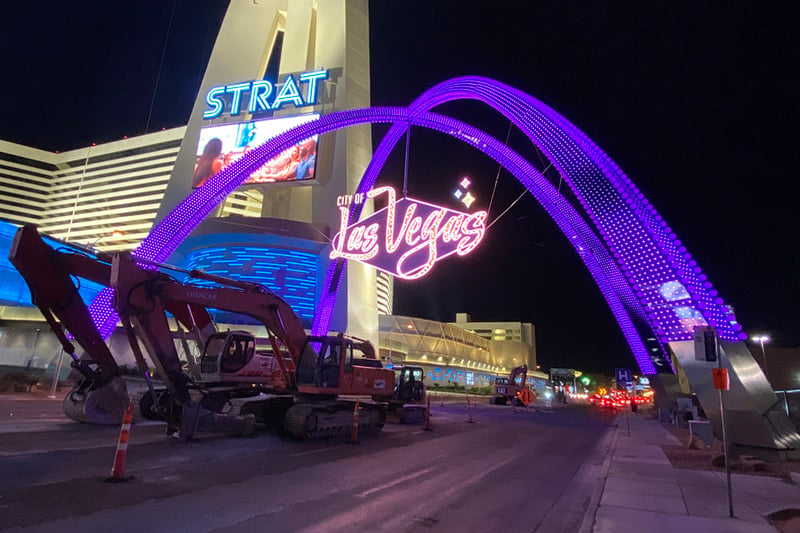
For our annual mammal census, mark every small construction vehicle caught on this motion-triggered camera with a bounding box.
[490,364,528,406]
[10,224,396,439]
[387,365,426,423]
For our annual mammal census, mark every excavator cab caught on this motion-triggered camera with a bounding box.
[295,334,394,397]
[394,366,425,404]
[200,332,258,380]
[296,334,351,390]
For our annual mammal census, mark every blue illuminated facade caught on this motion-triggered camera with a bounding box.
[171,217,329,330]
[181,245,318,327]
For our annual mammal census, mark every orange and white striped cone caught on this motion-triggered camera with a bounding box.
[423,396,432,431]
[105,401,134,482]
[347,399,360,444]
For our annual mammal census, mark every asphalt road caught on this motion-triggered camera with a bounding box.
[0,395,618,532]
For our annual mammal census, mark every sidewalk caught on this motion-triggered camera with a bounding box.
[585,411,800,533]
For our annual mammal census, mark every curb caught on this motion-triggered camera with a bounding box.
[578,418,620,533]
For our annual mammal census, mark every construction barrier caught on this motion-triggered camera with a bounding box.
[105,401,134,483]
[423,396,432,431]
[348,399,360,444]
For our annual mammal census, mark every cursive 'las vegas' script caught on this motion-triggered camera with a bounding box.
[330,186,487,279]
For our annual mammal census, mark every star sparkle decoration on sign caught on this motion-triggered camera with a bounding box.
[453,176,476,208]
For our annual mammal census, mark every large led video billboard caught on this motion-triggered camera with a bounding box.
[192,114,319,188]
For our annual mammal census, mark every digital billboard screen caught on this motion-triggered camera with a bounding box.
[192,114,319,188]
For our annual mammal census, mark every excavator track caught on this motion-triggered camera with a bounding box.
[283,401,386,439]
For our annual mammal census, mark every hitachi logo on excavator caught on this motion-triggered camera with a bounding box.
[187,291,217,301]
[330,186,488,280]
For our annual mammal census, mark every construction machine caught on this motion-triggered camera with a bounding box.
[387,365,426,423]
[490,364,528,406]
[9,224,395,439]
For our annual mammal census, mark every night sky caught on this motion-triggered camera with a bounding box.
[1,1,798,373]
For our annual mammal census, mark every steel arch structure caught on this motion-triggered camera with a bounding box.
[87,77,744,375]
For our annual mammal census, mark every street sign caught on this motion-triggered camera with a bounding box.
[712,368,730,390]
[517,388,534,406]
[615,368,632,388]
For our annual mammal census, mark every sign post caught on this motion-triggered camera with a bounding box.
[47,347,65,399]
[615,368,632,437]
[703,327,734,518]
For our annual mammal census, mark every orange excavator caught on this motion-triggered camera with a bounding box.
[10,224,396,439]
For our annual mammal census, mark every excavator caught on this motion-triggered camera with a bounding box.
[489,364,529,406]
[9,224,399,439]
[387,365,426,423]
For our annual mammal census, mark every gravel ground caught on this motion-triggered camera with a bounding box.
[658,418,800,479]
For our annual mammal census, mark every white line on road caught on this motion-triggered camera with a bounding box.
[357,466,435,498]
[387,430,422,439]
[290,447,338,457]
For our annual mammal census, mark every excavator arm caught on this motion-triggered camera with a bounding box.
[8,225,223,424]
[8,225,132,424]
[510,364,528,389]
[9,224,119,385]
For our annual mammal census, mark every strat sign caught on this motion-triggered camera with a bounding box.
[203,69,328,119]
[330,186,488,280]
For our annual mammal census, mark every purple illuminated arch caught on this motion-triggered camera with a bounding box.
[405,78,742,346]
[87,77,744,375]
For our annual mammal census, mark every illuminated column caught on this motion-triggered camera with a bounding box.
[156,0,377,344]
[312,0,377,344]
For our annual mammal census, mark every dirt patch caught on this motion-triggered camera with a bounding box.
[769,509,800,533]
[659,421,800,479]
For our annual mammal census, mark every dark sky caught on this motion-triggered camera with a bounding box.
[1,1,798,373]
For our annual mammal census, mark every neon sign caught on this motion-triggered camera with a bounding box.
[330,186,488,279]
[203,70,328,119]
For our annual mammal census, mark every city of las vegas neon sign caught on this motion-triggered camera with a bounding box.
[330,186,488,280]
[203,69,328,119]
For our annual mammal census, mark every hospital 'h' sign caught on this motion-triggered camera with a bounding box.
[615,368,632,389]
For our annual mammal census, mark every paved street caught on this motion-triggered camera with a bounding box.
[0,394,615,532]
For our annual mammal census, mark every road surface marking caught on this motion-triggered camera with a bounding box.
[357,466,435,497]
[290,447,337,457]
[388,430,422,439]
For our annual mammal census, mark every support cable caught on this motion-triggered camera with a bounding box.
[145,0,177,134]
[402,124,411,198]
[487,121,513,217]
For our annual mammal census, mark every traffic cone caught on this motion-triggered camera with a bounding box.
[466,394,475,424]
[347,399,360,444]
[423,396,432,431]
[439,393,444,408]
[105,401,134,482]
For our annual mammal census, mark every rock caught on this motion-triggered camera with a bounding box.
[738,455,768,472]
[687,435,705,450]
